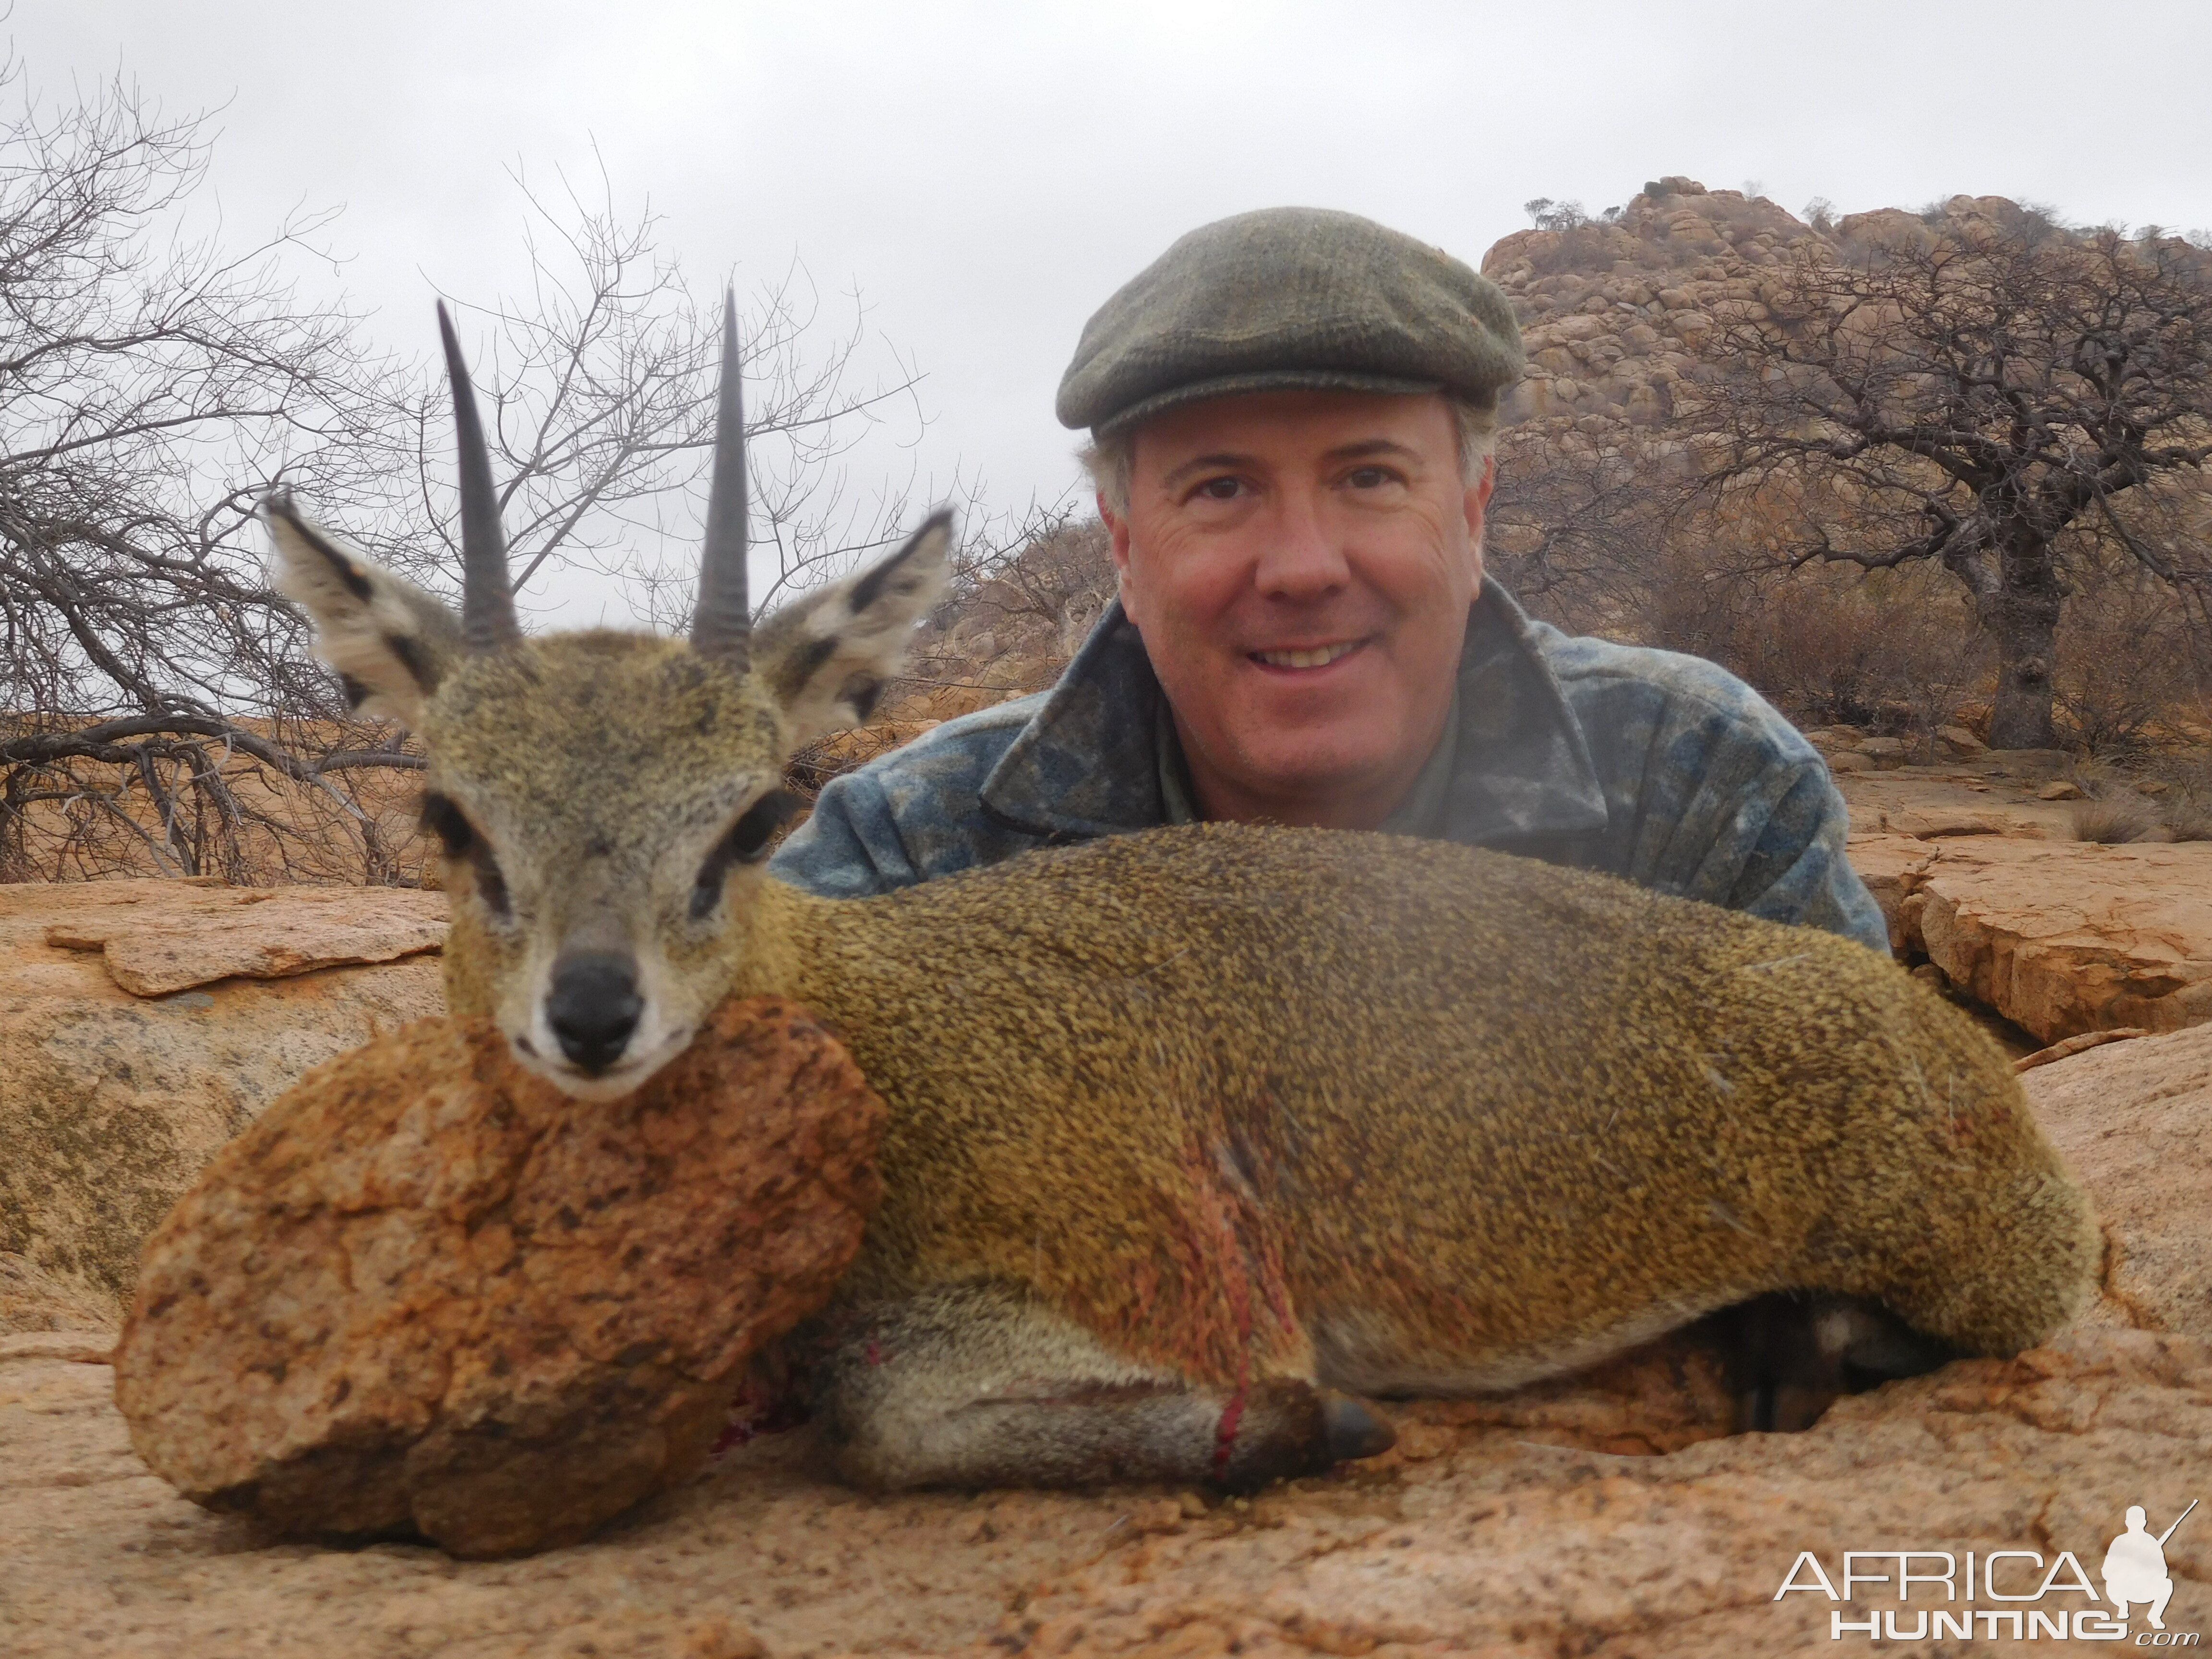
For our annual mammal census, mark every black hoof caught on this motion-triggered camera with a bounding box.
[1321,1392,1397,1462]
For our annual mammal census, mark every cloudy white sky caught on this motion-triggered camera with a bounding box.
[21,0,2212,621]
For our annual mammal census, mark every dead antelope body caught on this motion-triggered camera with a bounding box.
[267,302,2099,1492]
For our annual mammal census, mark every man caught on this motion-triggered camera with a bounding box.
[773,206,1887,954]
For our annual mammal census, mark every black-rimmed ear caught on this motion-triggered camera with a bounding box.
[265,492,467,728]
[747,510,953,744]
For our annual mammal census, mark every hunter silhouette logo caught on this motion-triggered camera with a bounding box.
[2106,1501,2197,1633]
[1776,1497,2200,1642]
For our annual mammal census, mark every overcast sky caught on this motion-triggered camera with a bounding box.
[21,0,2212,623]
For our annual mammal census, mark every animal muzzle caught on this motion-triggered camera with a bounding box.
[544,950,645,1073]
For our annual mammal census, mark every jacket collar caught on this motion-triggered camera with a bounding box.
[978,581,1609,845]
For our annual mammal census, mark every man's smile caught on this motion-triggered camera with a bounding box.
[1250,638,1370,672]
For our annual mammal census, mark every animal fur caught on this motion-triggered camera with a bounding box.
[268,504,2099,1494]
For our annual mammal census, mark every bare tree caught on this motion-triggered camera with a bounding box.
[0,77,940,882]
[0,64,433,880]
[1676,201,2212,748]
[421,163,931,634]
[1484,426,1675,635]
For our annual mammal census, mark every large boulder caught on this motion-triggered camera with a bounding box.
[113,998,886,1559]
[0,879,447,1330]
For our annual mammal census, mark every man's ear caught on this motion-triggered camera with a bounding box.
[750,509,953,745]
[1099,491,1134,575]
[264,492,466,729]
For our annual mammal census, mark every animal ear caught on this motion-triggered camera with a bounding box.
[265,492,466,729]
[750,510,952,744]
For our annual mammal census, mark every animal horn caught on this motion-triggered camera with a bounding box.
[690,290,751,670]
[437,302,521,653]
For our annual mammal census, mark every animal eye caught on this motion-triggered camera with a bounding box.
[689,790,798,920]
[420,792,475,857]
[729,790,800,861]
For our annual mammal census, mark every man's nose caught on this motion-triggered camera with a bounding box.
[545,950,643,1073]
[1252,489,1351,600]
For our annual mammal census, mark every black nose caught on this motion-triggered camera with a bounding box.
[545,951,643,1073]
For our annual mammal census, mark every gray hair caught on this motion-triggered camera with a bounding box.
[1080,394,1499,517]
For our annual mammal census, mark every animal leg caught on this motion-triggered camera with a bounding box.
[1710,1292,1959,1431]
[806,1281,1394,1492]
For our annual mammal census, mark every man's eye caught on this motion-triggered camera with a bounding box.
[1346,466,1396,489]
[1194,476,1243,501]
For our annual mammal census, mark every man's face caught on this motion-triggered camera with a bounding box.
[1101,389,1491,829]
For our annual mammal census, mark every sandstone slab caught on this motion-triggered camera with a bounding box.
[40,879,447,995]
[1906,838,2212,1042]
[2026,1021,2212,1341]
[1847,832,2212,1041]
[0,879,447,1329]
[1835,766,2076,840]
[113,998,885,1559]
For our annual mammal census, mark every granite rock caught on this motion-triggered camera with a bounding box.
[113,997,885,1558]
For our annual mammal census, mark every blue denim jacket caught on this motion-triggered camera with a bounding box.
[772,583,1888,954]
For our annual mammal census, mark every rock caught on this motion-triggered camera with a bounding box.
[1856,734,1908,765]
[1825,748,1874,772]
[1834,769,2079,841]
[1987,747,2074,778]
[2038,780,2087,801]
[2025,1022,2212,1339]
[0,879,446,1330]
[1843,832,1937,951]
[1898,838,2212,1042]
[44,882,447,996]
[1847,827,2212,1041]
[113,997,885,1559]
[9,1326,2206,1652]
[2014,1027,2149,1072]
[1887,809,2005,839]
[1936,723,1987,756]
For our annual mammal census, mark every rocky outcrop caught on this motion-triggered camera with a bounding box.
[1849,833,2212,1042]
[1,1001,2205,1654]
[1484,180,1834,445]
[2029,1021,2212,1340]
[113,998,885,1559]
[0,879,446,1332]
[1482,181,2052,460]
[40,879,446,996]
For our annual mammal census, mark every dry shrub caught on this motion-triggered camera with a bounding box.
[2051,570,2209,757]
[0,715,431,886]
[2162,805,2212,842]
[2069,799,2156,844]
[0,721,435,889]
[913,517,1114,691]
[1517,547,1992,748]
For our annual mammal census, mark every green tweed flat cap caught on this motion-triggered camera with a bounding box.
[1057,206,1523,438]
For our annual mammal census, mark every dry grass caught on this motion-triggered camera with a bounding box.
[2069,799,2157,843]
